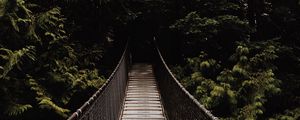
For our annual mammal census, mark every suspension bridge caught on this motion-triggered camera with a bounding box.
[67,41,219,120]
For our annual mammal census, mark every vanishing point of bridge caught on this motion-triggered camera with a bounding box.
[67,42,218,120]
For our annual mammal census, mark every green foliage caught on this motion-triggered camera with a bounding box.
[38,98,70,118]
[0,0,6,17]
[0,46,35,79]
[0,0,39,47]
[27,77,70,118]
[170,9,251,57]
[168,0,300,118]
[170,12,219,38]
[270,108,300,120]
[37,7,67,43]
[4,103,32,117]
[172,41,282,119]
[0,0,110,119]
[171,12,250,41]
[1,0,300,119]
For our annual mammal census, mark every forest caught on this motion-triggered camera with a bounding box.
[0,0,299,120]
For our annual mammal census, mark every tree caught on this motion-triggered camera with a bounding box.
[168,0,300,119]
[0,0,117,119]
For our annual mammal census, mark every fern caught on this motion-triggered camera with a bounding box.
[4,103,32,117]
[0,0,108,119]
[16,0,32,17]
[270,108,300,120]
[39,97,70,118]
[0,0,7,17]
[171,41,282,119]
[0,46,35,79]
[37,7,62,30]
[27,77,71,118]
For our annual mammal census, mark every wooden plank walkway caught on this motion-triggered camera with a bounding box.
[121,64,166,120]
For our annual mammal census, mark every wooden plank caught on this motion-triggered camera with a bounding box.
[123,111,163,115]
[125,98,160,101]
[127,87,157,89]
[121,64,165,120]
[126,93,159,95]
[129,83,156,85]
[122,118,164,120]
[127,90,158,93]
[124,107,162,110]
[125,104,162,107]
[129,81,156,83]
[127,88,157,90]
[126,95,159,98]
[126,92,158,94]
[128,83,156,85]
[128,86,157,87]
[122,115,165,119]
[129,78,156,80]
[125,101,161,104]
[129,79,155,80]
[128,81,156,83]
[126,94,160,97]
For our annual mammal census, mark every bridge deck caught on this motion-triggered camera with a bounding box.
[121,64,166,120]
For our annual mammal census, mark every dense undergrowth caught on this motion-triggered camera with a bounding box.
[166,0,300,119]
[1,0,300,120]
[0,0,129,119]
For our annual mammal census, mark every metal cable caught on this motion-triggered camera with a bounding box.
[67,43,129,120]
[67,40,218,120]
[154,40,219,120]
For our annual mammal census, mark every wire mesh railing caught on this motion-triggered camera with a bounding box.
[154,40,219,120]
[67,39,218,120]
[67,43,129,120]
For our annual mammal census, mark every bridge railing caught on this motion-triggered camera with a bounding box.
[154,40,219,120]
[67,43,129,120]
